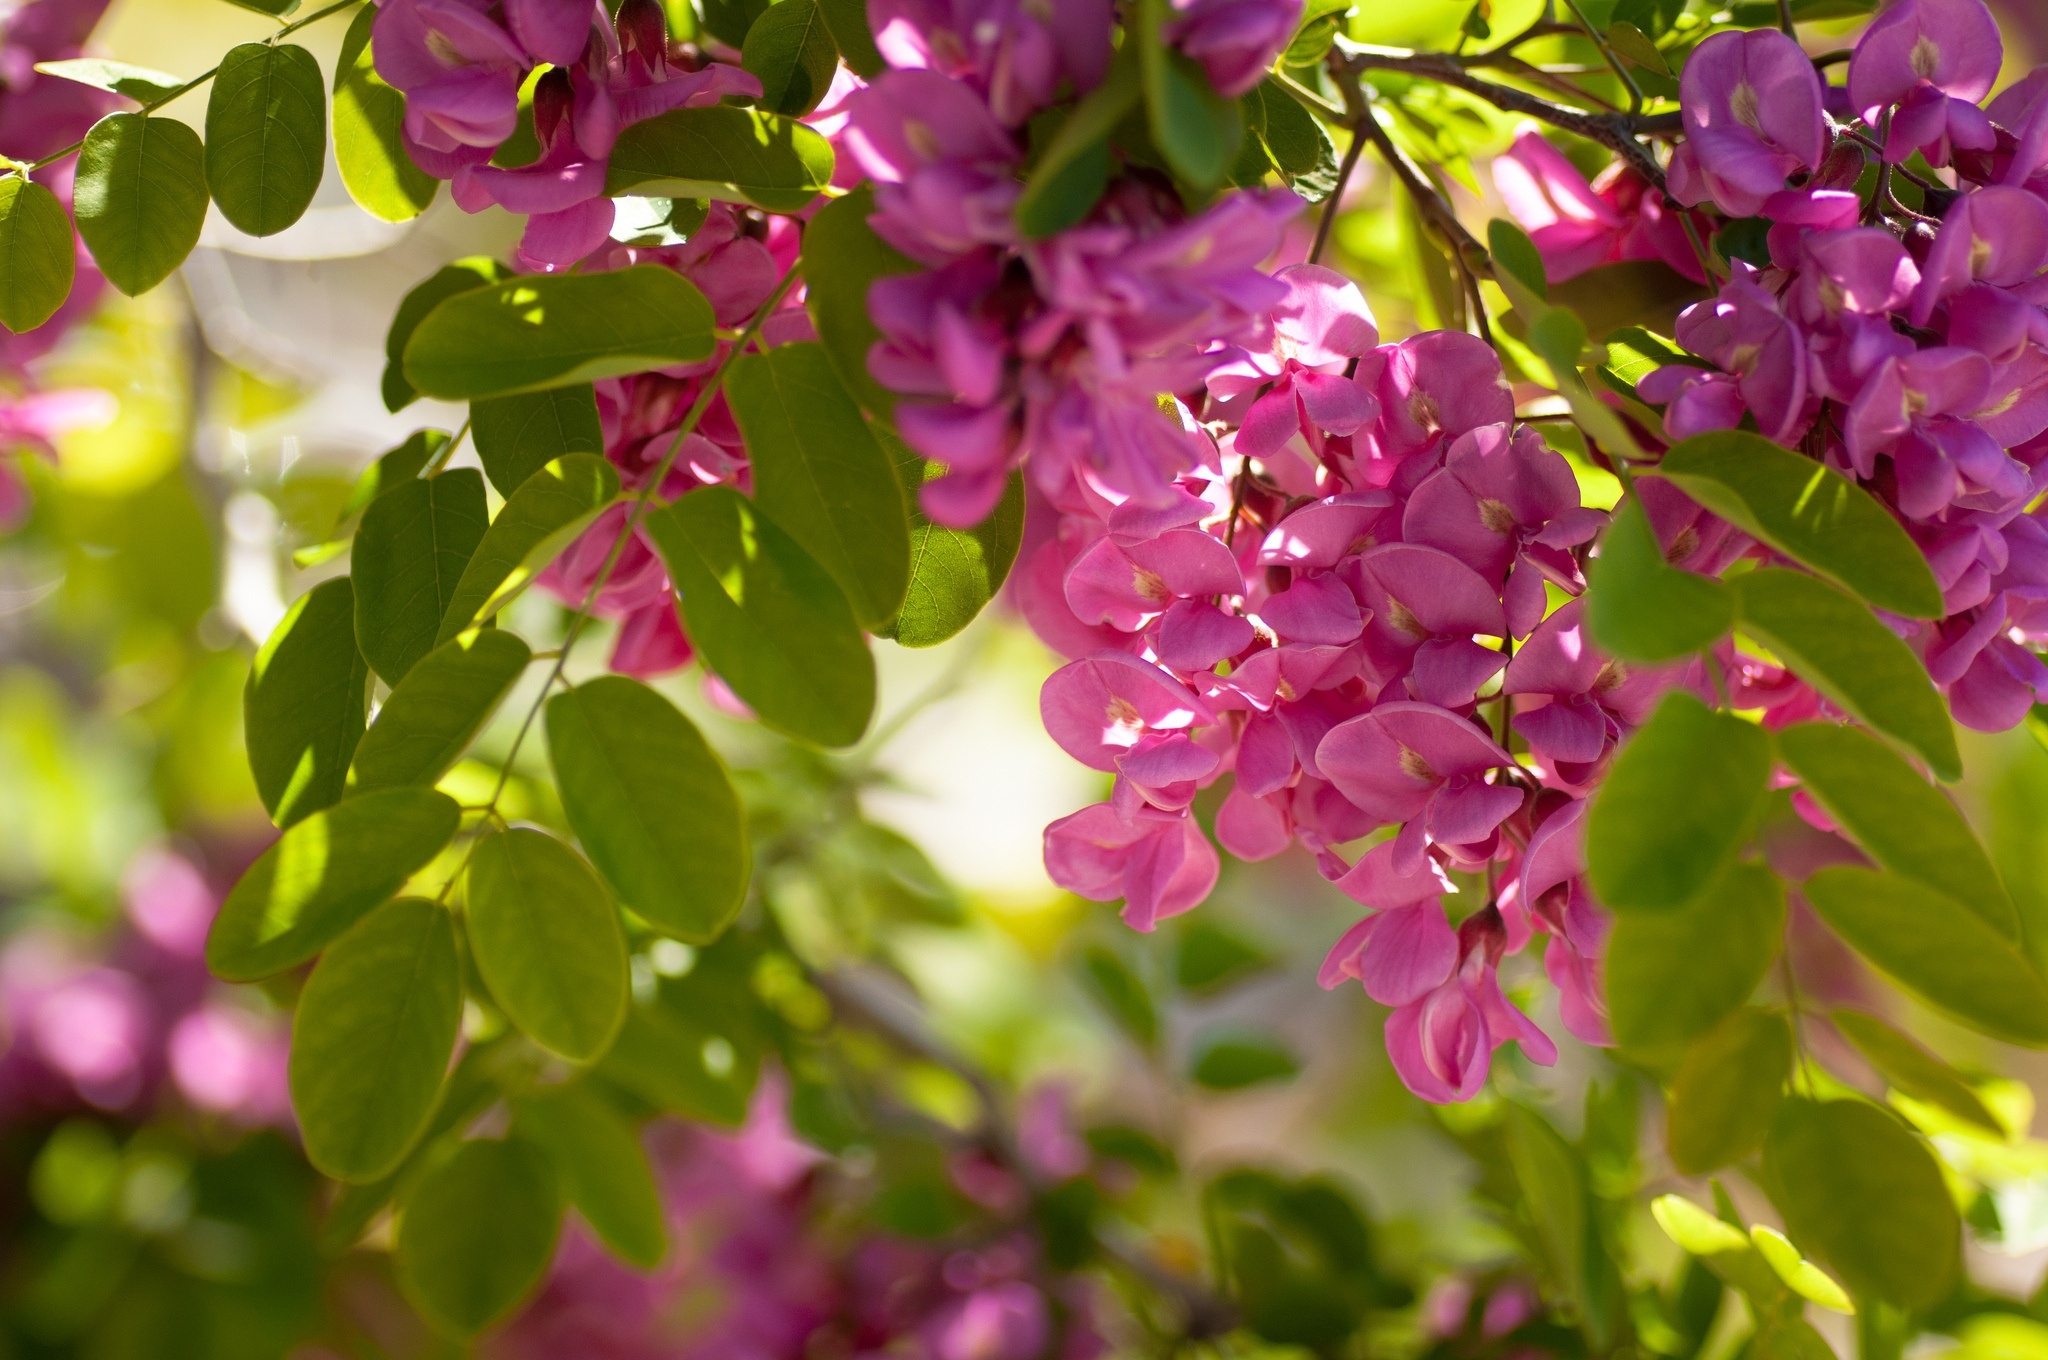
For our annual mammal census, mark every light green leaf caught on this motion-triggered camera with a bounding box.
[1749,1227,1854,1314]
[72,112,208,297]
[440,453,619,641]
[545,676,750,943]
[742,0,838,116]
[1658,434,1942,619]
[466,829,629,1063]
[1588,691,1772,912]
[1652,1194,1752,1256]
[218,0,299,15]
[1607,860,1785,1055]
[801,186,919,416]
[1017,48,1139,237]
[1189,1032,1299,1090]
[1763,1097,1959,1311]
[1081,947,1157,1049]
[1607,19,1671,73]
[729,343,911,630]
[339,429,448,528]
[352,469,490,685]
[208,787,459,981]
[1599,324,1694,395]
[1666,1007,1791,1174]
[397,1138,562,1338]
[288,898,462,1183]
[1243,79,1340,202]
[36,58,184,103]
[333,3,438,224]
[605,106,835,212]
[1777,721,2016,939]
[404,266,717,401]
[1505,1103,1605,1341]
[245,577,369,827]
[1139,0,1242,188]
[1585,498,1736,662]
[645,487,875,748]
[1488,217,1549,308]
[204,42,325,237]
[0,177,76,334]
[384,260,509,412]
[876,428,1023,646]
[1175,920,1275,994]
[1803,867,2048,1046]
[814,0,884,76]
[596,1002,757,1126]
[347,629,530,794]
[1830,1009,2002,1136]
[1733,569,1960,781]
[512,1085,667,1268]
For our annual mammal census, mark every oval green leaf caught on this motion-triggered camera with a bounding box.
[404,266,716,401]
[245,576,369,827]
[645,487,876,747]
[73,112,208,297]
[604,105,835,212]
[742,0,838,116]
[513,1085,667,1269]
[815,0,885,76]
[728,342,911,630]
[1606,860,1785,1056]
[347,628,530,794]
[466,829,629,1063]
[882,448,1025,646]
[384,259,509,412]
[289,897,462,1183]
[396,1138,562,1338]
[801,186,918,416]
[35,58,184,103]
[1763,1097,1959,1311]
[440,453,619,642]
[596,1003,757,1126]
[1733,569,1960,781]
[545,676,750,942]
[1660,432,1942,619]
[1830,1009,2002,1135]
[204,42,325,237]
[333,3,438,224]
[471,383,605,498]
[1588,691,1772,912]
[0,176,75,334]
[1666,1007,1791,1175]
[339,429,448,529]
[1586,497,1736,662]
[353,468,490,685]
[1190,1032,1299,1090]
[1138,0,1241,188]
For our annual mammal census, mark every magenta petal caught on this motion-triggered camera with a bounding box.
[1260,572,1364,645]
[1295,370,1378,435]
[1318,913,1381,989]
[1119,811,1219,931]
[1521,798,1590,905]
[1409,637,1508,709]
[1545,935,1613,1047]
[1353,902,1459,1006]
[1472,967,1557,1066]
[516,197,615,268]
[1369,701,1514,778]
[1428,780,1524,849]
[1156,600,1255,671]
[1217,783,1291,861]
[1235,712,1295,797]
[1514,699,1609,765]
[1503,598,1604,696]
[1115,730,1221,788]
[505,0,597,66]
[1332,840,1454,910]
[1257,493,1394,569]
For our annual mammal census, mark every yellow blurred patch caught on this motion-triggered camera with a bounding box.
[37,291,186,495]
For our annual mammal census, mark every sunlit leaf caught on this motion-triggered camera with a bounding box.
[73,112,208,297]
[467,829,629,1063]
[204,43,325,237]
[245,577,369,827]
[346,629,529,794]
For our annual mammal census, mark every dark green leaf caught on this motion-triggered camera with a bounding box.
[1830,1010,2001,1135]
[1666,1007,1791,1174]
[1190,1032,1299,1089]
[1607,861,1785,1055]
[1733,569,1960,781]
[0,176,75,334]
[1588,691,1772,912]
[404,266,717,401]
[1504,1103,1600,1339]
[353,469,490,685]
[288,898,462,1182]
[729,342,911,629]
[1548,261,1707,341]
[1081,947,1156,1048]
[1085,1124,1176,1176]
[1802,867,2048,1046]
[440,453,619,640]
[208,787,460,981]
[1658,435,1943,619]
[1139,2,1243,189]
[802,186,920,416]
[645,487,876,747]
[700,0,771,47]
[1586,498,1735,660]
[347,629,530,794]
[1175,919,1275,993]
[35,58,184,103]
[815,0,884,76]
[546,676,750,942]
[1488,217,1549,306]
[219,0,299,15]
[245,577,369,827]
[512,1086,667,1268]
[606,106,835,212]
[384,260,509,412]
[397,1139,562,1337]
[72,112,208,297]
[204,43,325,237]
[742,0,838,116]
[333,3,439,224]
[596,1002,757,1125]
[1764,1097,1959,1311]
[1017,49,1140,237]
[339,429,448,527]
[1607,19,1670,73]
[1777,721,2016,938]
[1247,79,1340,202]
[471,384,605,498]
[467,829,629,1063]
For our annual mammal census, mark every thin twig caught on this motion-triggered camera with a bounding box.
[1558,0,1645,113]
[1776,0,1797,36]
[1309,122,1368,264]
[1341,77,1491,280]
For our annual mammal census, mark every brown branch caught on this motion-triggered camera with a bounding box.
[1334,72,1491,283]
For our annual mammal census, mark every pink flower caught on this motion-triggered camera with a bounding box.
[1164,0,1304,99]
[1847,0,2001,165]
[1668,28,1828,217]
[1844,345,2027,518]
[1064,527,1245,634]
[1043,801,1220,930]
[1208,263,1380,462]
[1503,599,1688,784]
[1317,701,1523,873]
[1319,842,1459,1006]
[1349,543,1510,708]
[869,0,1113,126]
[1384,905,1556,1103]
[1493,130,1706,285]
[1040,652,1218,808]
[845,70,1023,264]
[374,0,531,156]
[1517,799,1611,1047]
[169,1005,291,1121]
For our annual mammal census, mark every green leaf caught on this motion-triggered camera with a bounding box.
[204,43,325,237]
[1488,217,1549,308]
[605,105,835,212]
[596,1002,757,1125]
[467,829,629,1063]
[245,577,369,827]
[1666,1007,1791,1174]
[1586,499,1736,662]
[801,186,920,417]
[353,469,490,685]
[403,266,717,401]
[396,1139,562,1338]
[1081,947,1157,1049]
[1504,1103,1605,1343]
[1175,920,1274,993]
[545,676,751,942]
[1548,261,1707,342]
[512,1086,667,1269]
[1802,867,2048,1046]
[700,0,771,47]
[288,898,462,1183]
[742,0,838,116]
[1653,1193,1751,1258]
[1607,860,1785,1055]
[383,259,509,412]
[440,453,620,641]
[1588,691,1772,912]
[1732,569,1960,781]
[645,487,876,747]
[1657,435,1942,619]
[219,0,299,15]
[1085,1124,1177,1176]
[334,2,437,223]
[471,384,606,498]
[1245,79,1340,202]
[1599,325,1694,395]
[72,112,208,297]
[1190,1032,1300,1090]
[877,431,1024,646]
[0,176,76,334]
[1776,722,2016,939]
[36,58,184,103]
[815,0,885,76]
[208,787,460,981]
[728,343,911,630]
[1017,48,1140,238]
[1763,1097,1959,1311]
[1607,19,1670,73]
[339,429,448,527]
[1749,1226,1854,1315]
[1829,1010,2001,1135]
[346,629,530,794]
[1139,0,1243,189]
